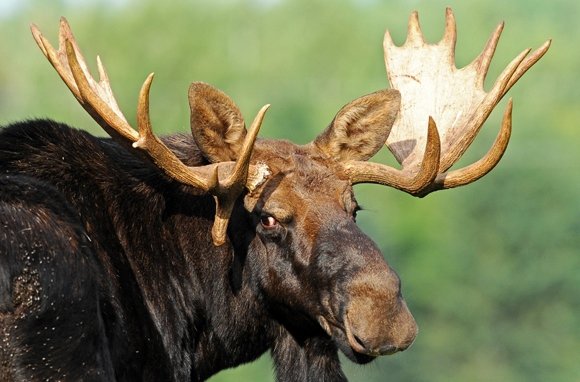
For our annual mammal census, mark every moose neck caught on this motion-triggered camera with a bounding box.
[111,135,275,379]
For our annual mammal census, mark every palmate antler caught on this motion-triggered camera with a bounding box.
[31,18,270,246]
[345,8,550,196]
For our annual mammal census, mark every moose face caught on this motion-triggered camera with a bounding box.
[188,82,418,361]
[243,138,418,362]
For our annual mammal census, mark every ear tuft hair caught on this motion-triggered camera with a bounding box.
[313,89,400,162]
[189,82,247,163]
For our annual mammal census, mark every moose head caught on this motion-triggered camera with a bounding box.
[29,8,549,370]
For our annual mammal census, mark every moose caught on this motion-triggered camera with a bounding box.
[0,8,549,382]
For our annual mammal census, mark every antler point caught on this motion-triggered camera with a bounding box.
[542,39,553,50]
[406,10,425,45]
[383,29,397,49]
[59,17,72,31]
[497,21,505,32]
[442,6,457,48]
[144,72,155,85]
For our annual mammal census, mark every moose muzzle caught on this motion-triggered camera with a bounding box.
[344,268,418,356]
[315,220,418,360]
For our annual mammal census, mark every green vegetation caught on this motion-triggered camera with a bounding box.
[1,1,578,381]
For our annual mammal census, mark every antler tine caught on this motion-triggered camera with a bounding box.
[32,17,137,143]
[65,40,139,142]
[442,7,457,53]
[423,99,512,195]
[405,11,425,46]
[31,21,79,102]
[60,19,91,89]
[224,104,270,190]
[473,22,504,88]
[133,73,219,190]
[345,118,441,195]
[505,39,552,93]
[210,105,270,246]
[60,18,125,121]
[135,73,155,144]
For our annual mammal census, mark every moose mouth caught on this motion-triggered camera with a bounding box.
[317,314,400,364]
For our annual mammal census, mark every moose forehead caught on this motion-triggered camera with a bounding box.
[250,139,355,212]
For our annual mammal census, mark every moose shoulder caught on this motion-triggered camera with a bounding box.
[0,9,549,382]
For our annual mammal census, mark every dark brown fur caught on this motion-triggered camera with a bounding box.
[0,86,416,381]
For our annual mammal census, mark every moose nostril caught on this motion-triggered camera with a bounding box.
[377,343,399,355]
[344,314,371,354]
[352,334,367,350]
[353,334,400,356]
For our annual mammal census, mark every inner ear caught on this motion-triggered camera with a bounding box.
[189,82,247,163]
[312,89,400,162]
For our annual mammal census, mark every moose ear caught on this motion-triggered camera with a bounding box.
[189,82,247,163]
[313,89,400,162]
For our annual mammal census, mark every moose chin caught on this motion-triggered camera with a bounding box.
[0,8,548,382]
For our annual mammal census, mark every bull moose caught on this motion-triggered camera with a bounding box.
[0,8,549,382]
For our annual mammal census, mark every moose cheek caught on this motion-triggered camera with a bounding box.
[258,225,287,242]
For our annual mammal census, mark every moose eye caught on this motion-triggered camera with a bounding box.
[260,215,279,229]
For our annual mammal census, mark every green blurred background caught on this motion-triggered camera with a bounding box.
[1,0,578,381]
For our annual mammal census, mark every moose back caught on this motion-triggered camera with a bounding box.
[0,9,549,382]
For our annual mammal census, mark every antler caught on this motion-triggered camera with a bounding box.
[31,18,270,246]
[346,8,550,196]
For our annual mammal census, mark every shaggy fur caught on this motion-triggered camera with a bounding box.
[0,113,415,381]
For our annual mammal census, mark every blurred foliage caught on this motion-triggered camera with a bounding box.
[1,0,578,381]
